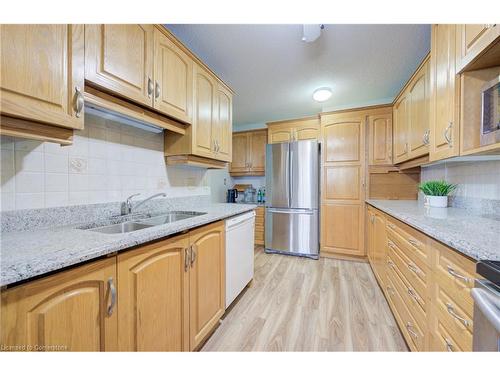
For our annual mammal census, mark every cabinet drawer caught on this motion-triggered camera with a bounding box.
[432,319,466,352]
[255,215,264,226]
[387,250,427,331]
[386,217,429,267]
[387,237,428,298]
[433,285,473,351]
[386,269,426,351]
[430,239,476,316]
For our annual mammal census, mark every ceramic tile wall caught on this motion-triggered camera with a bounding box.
[0,113,209,211]
[421,160,500,200]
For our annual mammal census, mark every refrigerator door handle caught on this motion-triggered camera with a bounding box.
[267,208,314,215]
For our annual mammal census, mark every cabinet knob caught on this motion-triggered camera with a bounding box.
[74,86,84,118]
[147,77,154,98]
[444,122,453,146]
[154,81,160,99]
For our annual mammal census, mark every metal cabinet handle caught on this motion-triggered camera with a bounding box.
[446,302,470,327]
[190,244,197,267]
[154,81,160,99]
[422,129,430,145]
[387,240,395,249]
[386,286,395,295]
[444,338,454,352]
[388,223,396,230]
[147,77,154,98]
[387,259,396,269]
[408,288,419,302]
[408,262,420,275]
[408,238,419,247]
[74,86,84,118]
[370,215,375,224]
[107,277,116,316]
[405,322,418,338]
[447,266,470,284]
[444,122,453,146]
[184,247,190,272]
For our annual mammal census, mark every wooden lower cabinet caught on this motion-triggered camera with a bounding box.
[367,204,477,351]
[1,257,117,351]
[254,206,265,245]
[117,234,190,351]
[188,222,226,350]
[1,221,226,352]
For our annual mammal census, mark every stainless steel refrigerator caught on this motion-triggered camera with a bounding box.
[265,140,319,259]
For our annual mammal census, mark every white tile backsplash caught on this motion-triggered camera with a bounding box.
[0,113,210,211]
[421,160,500,200]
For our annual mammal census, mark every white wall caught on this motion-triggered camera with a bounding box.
[421,160,500,200]
[0,113,210,211]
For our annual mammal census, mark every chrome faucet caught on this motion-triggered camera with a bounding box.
[121,193,167,215]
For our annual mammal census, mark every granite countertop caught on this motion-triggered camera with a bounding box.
[366,200,500,261]
[0,203,256,287]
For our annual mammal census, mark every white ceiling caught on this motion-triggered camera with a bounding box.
[166,24,431,127]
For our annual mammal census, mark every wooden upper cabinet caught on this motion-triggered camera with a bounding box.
[392,55,430,164]
[393,94,409,163]
[189,222,225,350]
[249,130,267,173]
[408,59,430,159]
[117,235,190,351]
[229,130,266,176]
[85,24,154,107]
[1,257,117,351]
[456,24,500,72]
[192,63,217,158]
[267,116,319,144]
[230,132,250,174]
[268,127,293,143]
[153,28,193,124]
[430,25,460,162]
[214,84,233,161]
[0,24,84,130]
[368,111,393,165]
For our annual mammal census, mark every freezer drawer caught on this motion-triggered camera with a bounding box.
[265,208,319,258]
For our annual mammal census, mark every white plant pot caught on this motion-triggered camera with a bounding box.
[425,195,448,208]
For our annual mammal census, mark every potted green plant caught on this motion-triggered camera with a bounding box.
[419,180,457,208]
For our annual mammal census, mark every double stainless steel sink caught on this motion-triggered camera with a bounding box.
[82,211,206,234]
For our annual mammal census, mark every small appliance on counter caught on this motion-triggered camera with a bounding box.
[472,260,500,351]
[226,188,238,203]
[243,187,257,203]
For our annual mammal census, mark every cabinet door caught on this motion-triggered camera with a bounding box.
[295,124,319,140]
[85,24,154,107]
[213,84,233,161]
[373,211,387,286]
[192,64,216,158]
[367,208,376,265]
[0,24,84,130]
[153,28,193,124]
[268,127,293,144]
[117,235,190,351]
[1,258,117,351]
[368,112,393,165]
[249,130,267,173]
[408,59,430,159]
[189,221,225,350]
[393,94,409,163]
[456,24,500,72]
[229,133,249,173]
[320,113,365,258]
[430,24,460,161]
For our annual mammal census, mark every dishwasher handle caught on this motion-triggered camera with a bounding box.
[471,287,500,333]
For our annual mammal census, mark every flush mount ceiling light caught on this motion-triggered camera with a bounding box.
[312,87,332,102]
[302,24,325,43]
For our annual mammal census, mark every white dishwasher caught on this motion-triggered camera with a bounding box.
[225,210,255,308]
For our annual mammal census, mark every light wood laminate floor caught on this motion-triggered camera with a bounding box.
[202,247,408,351]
